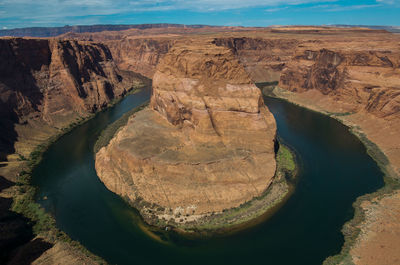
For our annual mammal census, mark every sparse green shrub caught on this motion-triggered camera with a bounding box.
[277,145,296,172]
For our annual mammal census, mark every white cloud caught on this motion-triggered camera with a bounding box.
[376,0,399,4]
[0,0,338,27]
[278,3,386,12]
[129,0,336,11]
[0,0,337,16]
[324,4,382,11]
[265,7,289,12]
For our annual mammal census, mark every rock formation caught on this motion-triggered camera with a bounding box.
[213,37,299,83]
[57,26,268,79]
[280,47,400,119]
[105,38,174,77]
[0,37,144,163]
[95,40,277,225]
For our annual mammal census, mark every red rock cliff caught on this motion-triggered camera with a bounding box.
[280,47,400,120]
[0,37,144,162]
[213,37,299,83]
[105,38,174,78]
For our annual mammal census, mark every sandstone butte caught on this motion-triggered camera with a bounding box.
[95,40,277,226]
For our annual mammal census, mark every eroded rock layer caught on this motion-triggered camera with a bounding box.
[213,37,299,83]
[105,38,174,78]
[95,40,277,224]
[0,37,144,162]
[280,46,400,119]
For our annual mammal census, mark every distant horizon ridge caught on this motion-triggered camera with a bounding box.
[1,23,399,37]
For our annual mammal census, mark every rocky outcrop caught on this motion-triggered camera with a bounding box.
[213,37,299,83]
[105,38,174,78]
[95,40,277,226]
[280,47,400,120]
[0,37,144,163]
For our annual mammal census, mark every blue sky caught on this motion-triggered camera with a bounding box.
[0,0,399,29]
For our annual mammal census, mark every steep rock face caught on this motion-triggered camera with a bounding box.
[105,38,174,78]
[96,41,277,225]
[0,37,143,162]
[213,37,299,83]
[280,47,400,119]
[62,30,300,81]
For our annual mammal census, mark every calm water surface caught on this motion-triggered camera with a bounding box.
[32,88,384,265]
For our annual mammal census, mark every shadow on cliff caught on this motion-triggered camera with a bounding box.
[0,112,18,162]
[0,175,52,265]
[0,39,47,161]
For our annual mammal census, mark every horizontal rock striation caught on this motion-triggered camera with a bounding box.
[95,40,277,225]
[280,47,400,120]
[213,37,299,83]
[105,38,174,78]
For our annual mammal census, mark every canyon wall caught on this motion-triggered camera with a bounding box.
[95,40,277,225]
[213,37,298,83]
[59,34,175,78]
[106,36,298,81]
[280,47,400,119]
[105,38,174,78]
[0,37,144,165]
